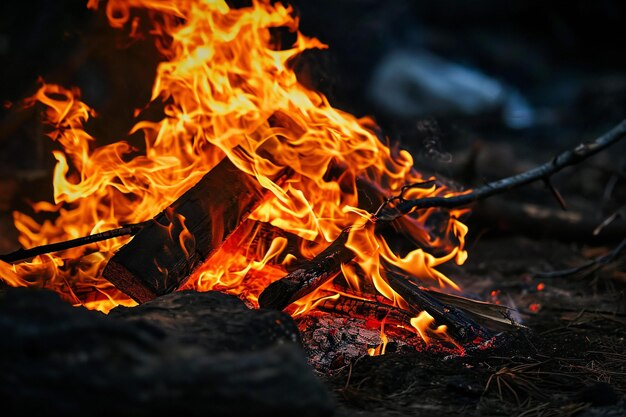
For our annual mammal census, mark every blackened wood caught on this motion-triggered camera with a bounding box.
[383,270,487,343]
[423,287,523,331]
[379,119,626,221]
[258,229,353,310]
[314,292,414,328]
[103,157,290,303]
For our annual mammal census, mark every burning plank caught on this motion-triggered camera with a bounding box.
[257,171,439,310]
[258,229,353,310]
[383,269,486,342]
[103,156,290,303]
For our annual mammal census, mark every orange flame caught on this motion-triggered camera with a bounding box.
[1,0,468,350]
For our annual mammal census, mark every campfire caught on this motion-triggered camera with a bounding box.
[0,0,515,359]
[2,1,626,416]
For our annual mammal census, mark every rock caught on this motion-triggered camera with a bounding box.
[0,288,334,417]
[109,290,302,352]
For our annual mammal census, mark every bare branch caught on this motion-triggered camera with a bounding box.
[376,120,626,222]
[0,222,149,264]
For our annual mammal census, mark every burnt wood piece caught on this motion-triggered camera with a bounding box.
[103,156,290,303]
[258,169,436,310]
[314,292,414,329]
[423,287,522,331]
[0,288,333,417]
[383,270,487,343]
[258,229,353,310]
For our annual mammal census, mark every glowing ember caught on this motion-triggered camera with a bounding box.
[0,0,469,349]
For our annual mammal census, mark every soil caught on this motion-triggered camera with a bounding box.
[328,235,626,416]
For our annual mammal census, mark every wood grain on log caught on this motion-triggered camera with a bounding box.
[383,269,486,342]
[258,229,353,310]
[103,156,290,303]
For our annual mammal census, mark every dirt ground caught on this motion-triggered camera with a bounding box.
[327,234,625,416]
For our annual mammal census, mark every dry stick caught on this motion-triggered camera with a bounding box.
[259,119,626,310]
[535,236,626,279]
[0,221,149,263]
[378,119,626,221]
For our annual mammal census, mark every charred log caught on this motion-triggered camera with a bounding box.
[423,287,523,332]
[258,228,353,310]
[383,270,488,343]
[314,292,415,329]
[103,156,290,303]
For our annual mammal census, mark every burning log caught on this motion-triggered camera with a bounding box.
[313,291,415,330]
[383,270,485,342]
[258,228,353,310]
[260,120,626,313]
[103,156,291,303]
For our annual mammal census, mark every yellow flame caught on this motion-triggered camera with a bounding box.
[0,0,469,339]
[368,320,389,357]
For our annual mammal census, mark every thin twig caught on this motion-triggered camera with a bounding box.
[0,221,149,264]
[543,178,568,210]
[594,205,626,235]
[375,120,626,222]
[535,237,626,279]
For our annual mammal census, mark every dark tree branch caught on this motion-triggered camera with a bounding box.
[543,178,568,210]
[0,222,149,264]
[376,120,626,222]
